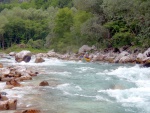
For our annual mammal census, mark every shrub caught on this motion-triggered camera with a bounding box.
[112,32,134,47]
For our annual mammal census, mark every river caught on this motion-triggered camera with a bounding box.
[0,56,150,113]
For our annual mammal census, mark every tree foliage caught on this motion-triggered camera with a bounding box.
[0,0,149,52]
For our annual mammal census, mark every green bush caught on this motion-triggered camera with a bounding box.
[112,32,133,47]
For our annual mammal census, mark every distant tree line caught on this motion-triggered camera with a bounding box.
[0,0,149,52]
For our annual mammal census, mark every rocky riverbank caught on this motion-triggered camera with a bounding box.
[1,45,149,66]
[8,45,149,67]
[0,61,42,112]
[36,46,150,66]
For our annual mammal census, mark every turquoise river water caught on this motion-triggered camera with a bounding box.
[0,56,150,113]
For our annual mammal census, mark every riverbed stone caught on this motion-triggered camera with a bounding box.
[0,68,10,75]
[39,81,49,86]
[0,101,9,110]
[9,52,16,56]
[47,50,57,57]
[0,94,8,101]
[4,85,14,89]
[35,57,45,63]
[0,63,3,68]
[20,75,32,81]
[6,79,22,87]
[8,99,17,110]
[21,109,41,113]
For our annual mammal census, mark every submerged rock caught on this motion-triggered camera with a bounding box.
[20,75,32,81]
[39,81,49,86]
[0,92,7,95]
[21,109,41,113]
[111,84,124,90]
[6,79,22,87]
[35,57,45,63]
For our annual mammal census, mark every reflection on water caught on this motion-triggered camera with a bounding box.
[0,57,150,113]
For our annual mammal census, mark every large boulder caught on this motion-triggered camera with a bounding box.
[35,57,45,63]
[119,56,132,63]
[15,50,32,63]
[114,51,130,63]
[137,53,146,60]
[47,50,57,57]
[143,48,150,57]
[136,53,146,64]
[78,45,92,54]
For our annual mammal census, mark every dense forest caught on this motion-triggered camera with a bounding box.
[0,0,149,53]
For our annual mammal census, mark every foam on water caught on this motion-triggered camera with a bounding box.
[104,65,150,86]
[56,83,70,90]
[95,95,112,102]
[107,65,150,79]
[1,57,66,66]
[98,87,150,113]
[0,82,6,90]
[96,69,109,75]
[75,67,95,73]
[96,65,150,113]
[48,71,72,76]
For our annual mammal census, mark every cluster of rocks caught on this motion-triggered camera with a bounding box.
[0,92,17,110]
[90,47,150,66]
[10,50,45,63]
[0,65,38,87]
[20,46,149,67]
[8,46,150,68]
[0,64,40,112]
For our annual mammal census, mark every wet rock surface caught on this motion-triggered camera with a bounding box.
[15,50,32,63]
[39,81,49,86]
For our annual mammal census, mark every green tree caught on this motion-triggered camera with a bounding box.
[54,7,73,37]
[0,15,8,50]
[81,16,109,47]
